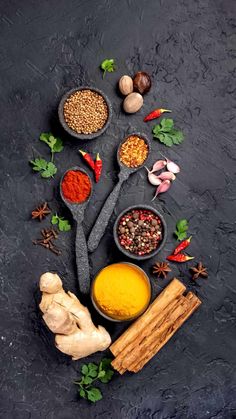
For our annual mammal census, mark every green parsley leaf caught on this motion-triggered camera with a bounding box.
[153,118,184,147]
[81,364,89,375]
[30,159,57,178]
[40,133,64,153]
[40,162,57,178]
[97,370,106,379]
[174,219,189,241]
[58,218,71,232]
[83,376,93,385]
[99,358,112,370]
[160,118,174,131]
[30,158,48,172]
[51,214,71,232]
[87,387,102,403]
[100,59,116,78]
[99,369,114,384]
[87,363,98,378]
[79,389,86,399]
[74,358,114,404]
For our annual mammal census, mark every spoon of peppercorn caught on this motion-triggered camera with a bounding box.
[60,166,93,294]
[87,133,151,253]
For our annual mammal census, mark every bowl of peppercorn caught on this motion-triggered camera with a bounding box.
[58,86,112,140]
[114,205,167,260]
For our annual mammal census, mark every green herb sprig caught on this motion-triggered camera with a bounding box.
[74,358,114,403]
[40,133,64,162]
[30,158,57,178]
[153,119,184,147]
[30,133,63,179]
[51,214,71,232]
[175,219,189,241]
[100,59,116,78]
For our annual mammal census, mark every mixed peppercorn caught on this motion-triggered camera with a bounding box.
[117,209,163,256]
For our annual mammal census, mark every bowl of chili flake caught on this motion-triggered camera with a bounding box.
[58,86,112,140]
[114,205,167,260]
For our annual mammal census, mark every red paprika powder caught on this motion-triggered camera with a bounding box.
[62,170,91,203]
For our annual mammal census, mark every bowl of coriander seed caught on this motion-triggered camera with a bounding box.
[58,86,112,140]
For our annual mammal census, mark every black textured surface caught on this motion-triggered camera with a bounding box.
[0,1,236,418]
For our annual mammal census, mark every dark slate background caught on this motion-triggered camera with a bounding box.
[0,0,236,418]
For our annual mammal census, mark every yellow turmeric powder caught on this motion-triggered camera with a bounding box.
[92,263,151,320]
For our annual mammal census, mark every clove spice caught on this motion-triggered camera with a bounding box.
[33,228,61,255]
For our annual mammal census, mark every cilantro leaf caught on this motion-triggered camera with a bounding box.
[87,363,98,378]
[99,358,112,370]
[87,387,102,403]
[100,59,116,78]
[58,218,71,232]
[40,162,57,178]
[79,389,86,399]
[153,118,184,147]
[99,369,114,384]
[175,219,189,241]
[51,214,71,232]
[74,358,114,404]
[160,118,174,131]
[52,137,63,153]
[83,376,93,385]
[97,370,106,379]
[30,158,48,172]
[30,159,57,178]
[81,364,88,375]
[40,133,64,153]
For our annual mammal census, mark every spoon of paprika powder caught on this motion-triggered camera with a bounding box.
[60,166,92,294]
[87,133,151,253]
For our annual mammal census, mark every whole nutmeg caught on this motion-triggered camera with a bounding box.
[133,72,151,95]
[119,75,133,96]
[123,92,143,113]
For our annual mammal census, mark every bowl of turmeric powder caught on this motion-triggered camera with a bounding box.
[91,262,151,322]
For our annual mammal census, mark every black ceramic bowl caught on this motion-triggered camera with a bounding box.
[113,205,167,260]
[58,86,112,140]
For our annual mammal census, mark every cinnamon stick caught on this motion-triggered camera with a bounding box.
[112,292,201,374]
[110,278,186,357]
[130,292,201,373]
[111,294,183,372]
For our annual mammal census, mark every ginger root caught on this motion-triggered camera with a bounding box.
[39,272,111,360]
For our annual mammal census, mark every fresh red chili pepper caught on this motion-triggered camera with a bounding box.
[79,150,95,170]
[94,153,102,182]
[167,254,194,262]
[173,236,192,255]
[144,108,171,122]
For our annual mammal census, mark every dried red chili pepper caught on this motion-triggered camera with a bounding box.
[94,153,102,182]
[167,254,194,262]
[144,108,171,122]
[173,236,192,255]
[79,150,95,170]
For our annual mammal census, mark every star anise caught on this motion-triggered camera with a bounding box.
[153,262,171,278]
[190,262,208,280]
[31,202,51,221]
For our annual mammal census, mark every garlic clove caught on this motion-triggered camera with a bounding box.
[151,180,171,201]
[159,152,180,174]
[166,161,180,174]
[148,172,162,186]
[150,160,167,173]
[157,171,176,181]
